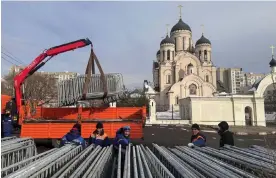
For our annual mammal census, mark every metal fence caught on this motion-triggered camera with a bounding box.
[155,105,185,120]
[1,137,37,169]
[2,141,276,178]
[57,73,127,106]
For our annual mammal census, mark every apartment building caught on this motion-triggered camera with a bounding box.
[217,67,268,94]
[216,67,245,94]
[244,72,265,86]
[9,65,25,74]
[40,71,78,82]
[9,65,78,81]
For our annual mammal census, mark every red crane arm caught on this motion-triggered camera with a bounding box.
[14,38,92,116]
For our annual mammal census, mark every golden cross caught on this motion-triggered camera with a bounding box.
[270,45,275,55]
[166,24,170,35]
[178,5,183,19]
[201,24,205,35]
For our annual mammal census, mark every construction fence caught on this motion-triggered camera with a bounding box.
[1,137,276,178]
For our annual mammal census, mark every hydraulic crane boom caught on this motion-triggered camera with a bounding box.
[13,38,92,117]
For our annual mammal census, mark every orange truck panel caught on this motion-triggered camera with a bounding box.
[21,121,143,139]
[20,106,146,139]
[1,95,11,114]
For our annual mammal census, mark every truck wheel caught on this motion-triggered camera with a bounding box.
[52,139,61,148]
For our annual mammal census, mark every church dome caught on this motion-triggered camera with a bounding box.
[171,19,192,33]
[160,35,175,45]
[269,57,276,67]
[196,34,211,46]
[156,50,160,56]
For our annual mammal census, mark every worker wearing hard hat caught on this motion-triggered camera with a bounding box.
[60,123,85,148]
[1,111,13,137]
[188,124,207,148]
[88,122,109,147]
[113,126,131,153]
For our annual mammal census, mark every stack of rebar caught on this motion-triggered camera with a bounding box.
[57,73,127,106]
[1,137,37,169]
[1,141,276,178]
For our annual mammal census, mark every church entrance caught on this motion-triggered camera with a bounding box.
[244,106,253,126]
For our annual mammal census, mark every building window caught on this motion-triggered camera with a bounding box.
[187,64,194,75]
[167,50,170,60]
[199,50,202,60]
[205,75,209,82]
[189,84,197,95]
[175,96,179,105]
[204,50,207,61]
[163,51,165,61]
[166,75,171,84]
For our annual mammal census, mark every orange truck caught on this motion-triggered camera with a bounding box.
[3,38,146,146]
[1,95,11,114]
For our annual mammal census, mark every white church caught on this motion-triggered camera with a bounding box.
[152,12,217,109]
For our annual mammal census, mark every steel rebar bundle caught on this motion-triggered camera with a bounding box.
[57,73,127,106]
[1,137,37,169]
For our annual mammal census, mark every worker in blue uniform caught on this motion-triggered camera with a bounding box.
[113,125,131,153]
[60,123,85,148]
[113,126,131,176]
[88,122,109,147]
[1,111,13,137]
[188,124,206,148]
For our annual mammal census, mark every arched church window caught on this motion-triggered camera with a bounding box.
[187,63,194,75]
[189,84,197,95]
[204,50,208,61]
[167,50,170,60]
[163,51,165,61]
[175,96,179,105]
[166,74,171,84]
[205,75,209,82]
[199,50,202,60]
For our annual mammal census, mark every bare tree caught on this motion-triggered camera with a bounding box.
[1,72,15,96]
[24,73,57,106]
[1,72,57,107]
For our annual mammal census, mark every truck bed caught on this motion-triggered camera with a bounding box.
[20,106,146,139]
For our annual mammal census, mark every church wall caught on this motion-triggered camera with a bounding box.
[179,96,266,126]
[159,64,173,91]
[201,84,215,97]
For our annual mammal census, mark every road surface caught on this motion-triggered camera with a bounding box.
[35,125,276,153]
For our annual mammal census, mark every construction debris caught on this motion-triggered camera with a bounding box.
[1,141,276,178]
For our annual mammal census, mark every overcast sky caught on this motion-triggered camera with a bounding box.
[2,1,276,88]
